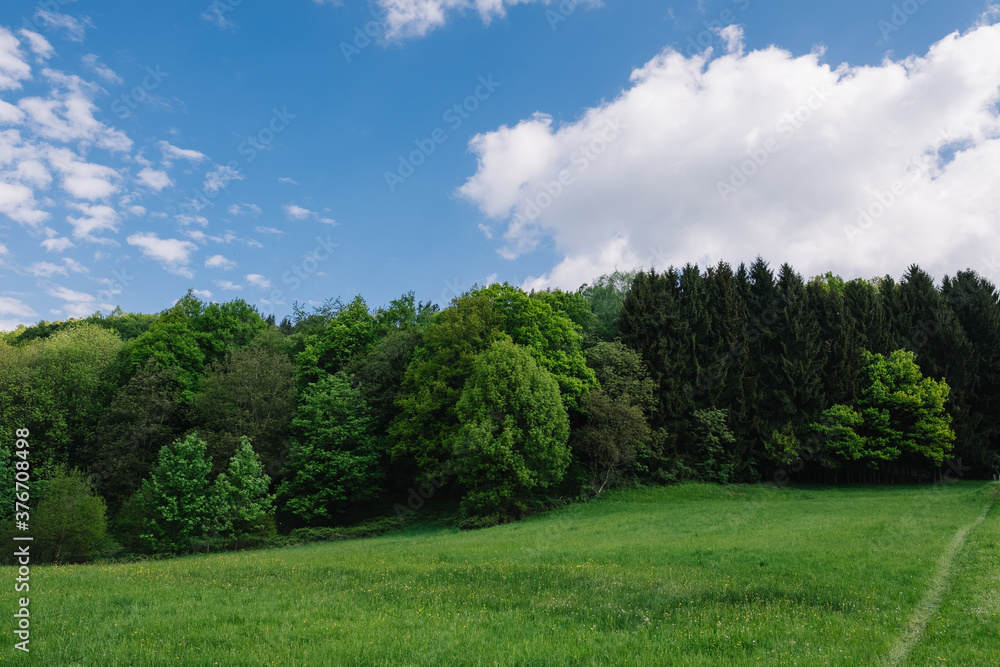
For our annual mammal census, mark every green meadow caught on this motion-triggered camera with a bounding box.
[2,482,997,666]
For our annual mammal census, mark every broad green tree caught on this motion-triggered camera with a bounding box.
[453,341,571,519]
[141,434,214,554]
[194,343,296,473]
[211,437,276,547]
[277,373,383,523]
[812,350,955,474]
[32,466,108,564]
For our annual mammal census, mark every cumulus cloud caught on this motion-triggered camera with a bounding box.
[81,54,122,84]
[205,254,237,270]
[458,21,1000,290]
[0,180,48,225]
[41,236,74,253]
[137,167,172,191]
[374,0,601,39]
[284,204,313,220]
[34,11,93,42]
[0,27,32,90]
[158,140,208,166]
[16,30,53,62]
[47,285,111,319]
[19,70,132,151]
[66,203,119,241]
[213,279,242,291]
[203,164,244,194]
[0,296,38,331]
[127,232,197,277]
[228,202,262,216]
[245,273,271,289]
[27,261,66,277]
[47,147,120,200]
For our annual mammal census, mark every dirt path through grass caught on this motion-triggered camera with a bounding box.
[883,485,1000,667]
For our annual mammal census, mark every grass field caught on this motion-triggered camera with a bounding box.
[2,481,997,666]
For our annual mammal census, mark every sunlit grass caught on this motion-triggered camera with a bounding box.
[1,482,996,665]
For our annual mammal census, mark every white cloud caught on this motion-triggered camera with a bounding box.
[201,5,238,30]
[0,27,31,91]
[41,236,73,253]
[203,164,245,194]
[47,285,111,319]
[27,261,67,277]
[375,0,601,39]
[81,54,122,84]
[19,70,132,151]
[205,254,237,270]
[255,226,285,236]
[176,213,209,227]
[191,289,213,300]
[459,21,1000,291]
[0,180,48,225]
[278,176,298,185]
[47,147,120,199]
[127,232,197,277]
[16,30,53,62]
[213,279,242,291]
[284,204,313,220]
[62,257,88,274]
[228,202,262,216]
[137,167,172,191]
[13,159,52,188]
[245,273,271,289]
[0,296,37,319]
[66,203,119,241]
[158,140,207,166]
[34,11,93,42]
[0,98,24,124]
[128,205,147,216]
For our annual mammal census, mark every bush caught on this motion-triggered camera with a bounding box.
[33,466,108,563]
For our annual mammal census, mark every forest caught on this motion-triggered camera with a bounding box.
[2,258,999,563]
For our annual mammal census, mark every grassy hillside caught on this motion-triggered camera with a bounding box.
[2,482,997,666]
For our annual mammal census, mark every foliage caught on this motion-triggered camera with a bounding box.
[211,437,276,547]
[277,373,384,523]
[141,434,214,554]
[685,408,737,483]
[453,341,571,519]
[194,343,296,472]
[87,358,183,515]
[32,466,108,563]
[572,389,649,494]
[812,349,956,470]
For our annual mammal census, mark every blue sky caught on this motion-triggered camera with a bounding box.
[1,0,999,328]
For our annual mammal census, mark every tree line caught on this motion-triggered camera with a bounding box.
[1,259,998,562]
